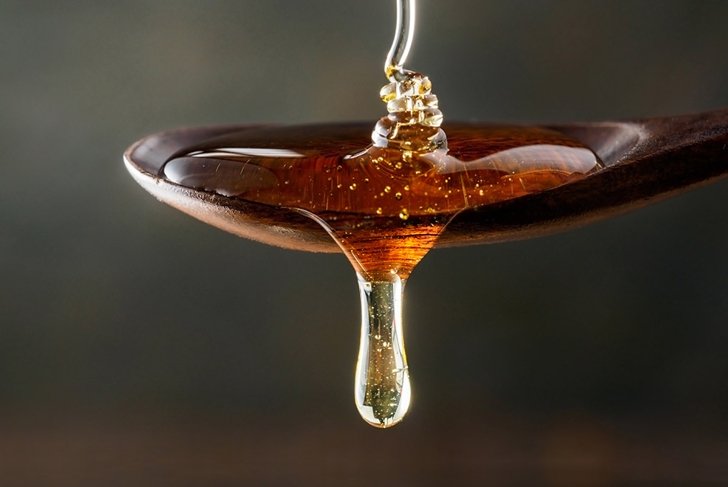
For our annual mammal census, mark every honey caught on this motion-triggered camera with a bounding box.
[126,0,602,427]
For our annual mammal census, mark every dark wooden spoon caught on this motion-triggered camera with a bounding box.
[124,109,728,253]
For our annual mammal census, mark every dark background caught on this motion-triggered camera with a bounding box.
[2,1,728,485]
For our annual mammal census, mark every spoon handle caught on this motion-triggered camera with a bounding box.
[440,108,728,247]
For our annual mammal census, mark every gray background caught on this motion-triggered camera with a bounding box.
[2,1,728,485]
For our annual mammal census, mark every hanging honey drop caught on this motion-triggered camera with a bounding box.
[355,276,410,427]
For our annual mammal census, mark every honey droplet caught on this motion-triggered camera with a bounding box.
[354,276,410,428]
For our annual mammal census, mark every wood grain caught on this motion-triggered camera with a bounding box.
[125,109,728,253]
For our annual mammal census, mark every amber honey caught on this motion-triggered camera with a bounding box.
[162,123,601,280]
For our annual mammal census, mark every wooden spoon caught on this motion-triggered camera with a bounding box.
[124,109,728,253]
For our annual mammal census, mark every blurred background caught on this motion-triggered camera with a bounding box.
[2,0,727,485]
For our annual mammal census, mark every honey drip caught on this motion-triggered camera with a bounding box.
[355,276,410,427]
[153,0,603,427]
